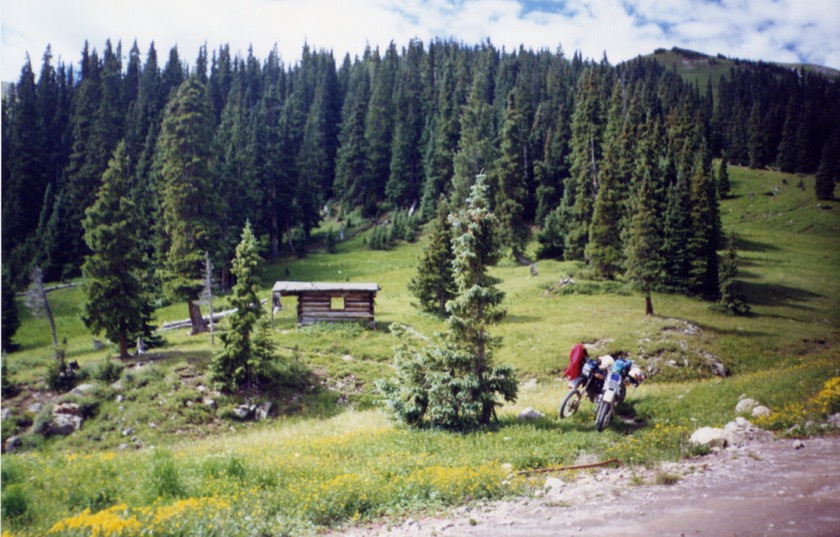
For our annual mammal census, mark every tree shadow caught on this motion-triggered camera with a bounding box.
[505,314,543,324]
[741,281,822,309]
[734,236,780,253]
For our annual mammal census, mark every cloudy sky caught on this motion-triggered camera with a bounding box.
[2,0,839,82]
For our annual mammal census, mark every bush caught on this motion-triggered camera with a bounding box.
[1,484,30,520]
[45,347,77,393]
[93,359,124,383]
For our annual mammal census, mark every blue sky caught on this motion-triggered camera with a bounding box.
[2,0,839,81]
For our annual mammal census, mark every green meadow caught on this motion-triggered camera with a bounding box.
[2,165,839,536]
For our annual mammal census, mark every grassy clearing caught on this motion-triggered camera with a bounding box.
[2,166,839,536]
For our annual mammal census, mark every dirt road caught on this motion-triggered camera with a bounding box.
[333,434,840,537]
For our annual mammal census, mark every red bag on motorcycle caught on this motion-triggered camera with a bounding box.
[562,343,588,380]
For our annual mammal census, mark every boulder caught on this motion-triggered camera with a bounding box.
[518,407,544,421]
[233,405,254,420]
[5,436,22,453]
[256,402,273,421]
[46,412,82,436]
[751,405,772,418]
[735,398,758,414]
[2,407,13,420]
[689,427,727,449]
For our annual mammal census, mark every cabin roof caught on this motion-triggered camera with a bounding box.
[272,281,380,294]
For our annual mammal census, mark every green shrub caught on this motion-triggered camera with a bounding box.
[2,484,30,520]
[45,348,77,393]
[93,359,124,383]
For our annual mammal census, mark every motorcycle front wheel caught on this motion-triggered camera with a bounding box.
[559,389,583,418]
[595,400,612,432]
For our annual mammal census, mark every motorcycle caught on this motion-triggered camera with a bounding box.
[594,357,643,432]
[558,358,607,418]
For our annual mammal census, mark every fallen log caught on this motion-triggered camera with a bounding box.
[160,299,267,331]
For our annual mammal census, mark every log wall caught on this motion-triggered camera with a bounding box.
[295,291,376,328]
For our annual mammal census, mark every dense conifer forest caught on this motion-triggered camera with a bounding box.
[2,39,839,308]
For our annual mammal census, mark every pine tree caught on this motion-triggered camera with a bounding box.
[81,141,151,358]
[157,76,220,334]
[815,134,839,201]
[363,45,398,209]
[1,269,20,352]
[563,67,605,260]
[334,59,370,206]
[451,47,497,208]
[717,154,731,199]
[211,222,269,391]
[378,174,517,430]
[716,232,750,316]
[624,169,664,315]
[494,92,530,256]
[586,79,634,279]
[408,199,456,316]
[386,39,425,206]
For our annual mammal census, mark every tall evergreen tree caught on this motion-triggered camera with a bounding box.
[407,198,456,316]
[1,269,20,352]
[156,76,220,334]
[717,154,731,198]
[624,168,664,315]
[386,39,425,206]
[363,44,398,211]
[334,58,371,206]
[815,133,840,201]
[211,222,269,391]
[563,67,605,260]
[716,232,750,316]
[81,142,152,358]
[451,47,497,208]
[493,92,530,256]
[378,175,517,430]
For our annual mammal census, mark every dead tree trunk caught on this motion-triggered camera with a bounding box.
[188,300,208,334]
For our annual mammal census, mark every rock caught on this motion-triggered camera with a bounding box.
[47,413,82,436]
[118,443,130,451]
[751,405,771,418]
[115,394,125,403]
[342,354,354,362]
[203,397,217,409]
[828,413,840,428]
[724,421,746,446]
[518,407,544,421]
[27,402,43,414]
[233,405,253,420]
[793,439,805,450]
[256,402,272,420]
[689,427,727,449]
[197,385,207,393]
[1,408,11,420]
[122,427,134,436]
[5,436,22,453]
[72,383,97,395]
[735,398,758,414]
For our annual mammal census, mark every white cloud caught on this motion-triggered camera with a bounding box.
[2,0,838,82]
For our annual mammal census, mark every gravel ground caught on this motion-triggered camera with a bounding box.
[330,434,840,537]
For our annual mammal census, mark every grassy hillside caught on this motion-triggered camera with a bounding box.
[2,166,839,536]
[644,47,840,96]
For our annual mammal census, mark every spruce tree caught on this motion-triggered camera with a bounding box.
[211,222,268,391]
[815,134,839,201]
[408,199,456,316]
[624,169,664,315]
[1,269,20,352]
[494,92,530,256]
[157,76,219,334]
[81,141,151,358]
[716,232,750,316]
[378,175,517,430]
[717,154,731,199]
[563,67,605,260]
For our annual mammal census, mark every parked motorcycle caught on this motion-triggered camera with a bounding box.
[559,358,606,418]
[594,357,644,432]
